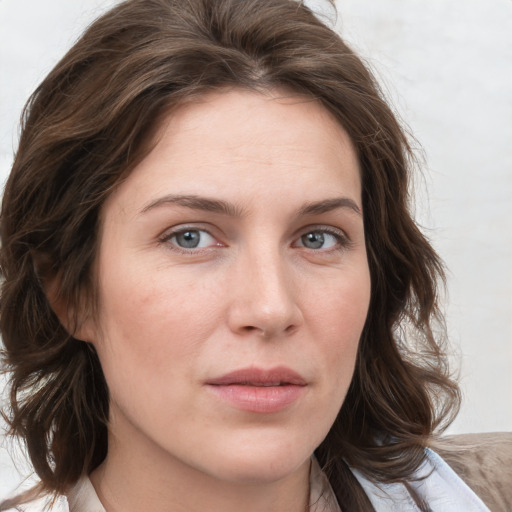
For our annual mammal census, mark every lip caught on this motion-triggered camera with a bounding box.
[205,366,307,413]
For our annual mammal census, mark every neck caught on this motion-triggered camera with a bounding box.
[89,420,311,512]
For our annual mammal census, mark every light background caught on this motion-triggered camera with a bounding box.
[1,0,511,499]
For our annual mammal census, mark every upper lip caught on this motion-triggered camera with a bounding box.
[205,366,307,386]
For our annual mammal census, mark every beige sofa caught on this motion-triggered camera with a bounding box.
[433,432,512,511]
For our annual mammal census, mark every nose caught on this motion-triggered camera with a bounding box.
[226,245,304,339]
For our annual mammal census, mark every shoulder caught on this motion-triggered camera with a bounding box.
[1,494,69,512]
[351,442,494,511]
[1,476,105,512]
[433,431,512,512]
[1,484,69,512]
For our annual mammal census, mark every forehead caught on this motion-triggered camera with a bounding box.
[103,87,362,217]
[157,87,358,166]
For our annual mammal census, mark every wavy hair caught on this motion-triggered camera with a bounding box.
[0,0,460,510]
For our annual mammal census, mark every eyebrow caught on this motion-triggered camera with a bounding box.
[298,197,361,216]
[140,194,361,217]
[141,194,246,217]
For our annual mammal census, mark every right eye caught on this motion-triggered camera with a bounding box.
[164,229,219,250]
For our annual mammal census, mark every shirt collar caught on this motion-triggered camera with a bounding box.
[65,457,341,512]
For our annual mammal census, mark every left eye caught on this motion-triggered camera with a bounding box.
[297,230,341,250]
[167,229,217,249]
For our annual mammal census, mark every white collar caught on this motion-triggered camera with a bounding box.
[352,448,490,511]
[63,458,340,512]
[13,449,489,512]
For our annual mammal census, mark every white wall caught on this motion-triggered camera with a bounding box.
[335,0,512,436]
[1,0,511,499]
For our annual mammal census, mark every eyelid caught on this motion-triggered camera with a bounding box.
[293,225,352,251]
[158,224,224,252]
[157,223,352,254]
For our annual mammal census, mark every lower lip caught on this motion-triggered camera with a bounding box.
[206,384,306,413]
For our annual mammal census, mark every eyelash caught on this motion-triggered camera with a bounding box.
[294,226,352,253]
[158,225,352,254]
[158,225,221,254]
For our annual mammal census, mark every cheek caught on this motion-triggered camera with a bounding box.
[92,263,227,393]
[295,270,370,450]
[92,284,202,428]
[306,266,370,384]
[308,264,370,335]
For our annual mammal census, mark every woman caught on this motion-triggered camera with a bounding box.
[0,0,491,510]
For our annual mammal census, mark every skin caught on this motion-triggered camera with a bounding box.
[80,88,371,512]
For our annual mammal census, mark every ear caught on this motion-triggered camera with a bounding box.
[34,253,96,343]
[46,276,96,343]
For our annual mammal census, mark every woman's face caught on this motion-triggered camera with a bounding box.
[85,88,371,484]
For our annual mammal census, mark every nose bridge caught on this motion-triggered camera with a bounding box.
[228,237,302,337]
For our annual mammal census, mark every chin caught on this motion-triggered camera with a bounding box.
[201,432,315,484]
[216,456,308,485]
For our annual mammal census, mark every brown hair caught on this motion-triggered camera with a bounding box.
[0,0,460,510]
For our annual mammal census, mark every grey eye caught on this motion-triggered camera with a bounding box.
[175,230,201,248]
[301,232,325,249]
[170,229,216,249]
[298,231,341,250]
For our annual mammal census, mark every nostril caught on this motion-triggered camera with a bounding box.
[240,324,297,338]
[284,324,296,334]
[240,325,267,336]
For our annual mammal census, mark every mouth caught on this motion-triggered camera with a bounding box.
[229,382,291,387]
[206,366,307,386]
[205,366,307,413]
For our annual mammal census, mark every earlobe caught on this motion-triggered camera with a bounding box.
[71,308,97,344]
[34,253,95,343]
[48,283,96,343]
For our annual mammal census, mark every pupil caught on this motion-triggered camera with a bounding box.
[303,232,324,249]
[177,230,200,248]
